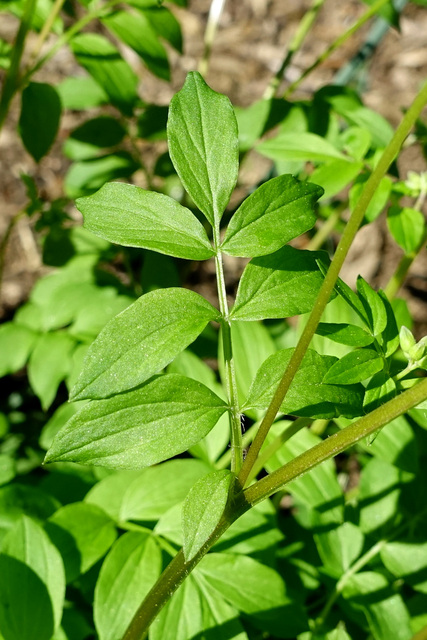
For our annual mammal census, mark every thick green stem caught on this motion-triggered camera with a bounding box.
[0,0,37,134]
[121,376,427,640]
[283,0,390,98]
[238,79,427,488]
[214,230,243,474]
[263,0,326,100]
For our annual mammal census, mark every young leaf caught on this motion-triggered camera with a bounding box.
[46,374,228,469]
[70,288,219,400]
[221,176,322,258]
[71,34,138,116]
[381,541,427,592]
[356,276,388,336]
[0,516,65,639]
[0,323,38,376]
[57,76,108,110]
[103,10,170,81]
[167,71,239,226]
[331,273,370,326]
[182,470,233,561]
[314,521,364,577]
[323,349,384,385]
[308,159,363,200]
[45,503,117,583]
[76,182,214,260]
[230,246,329,320]
[387,205,425,254]
[19,82,62,162]
[244,348,364,419]
[315,322,374,347]
[65,152,140,199]
[257,131,347,163]
[94,532,162,640]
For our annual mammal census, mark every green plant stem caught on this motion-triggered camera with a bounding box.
[243,376,427,506]
[246,417,310,485]
[198,0,227,77]
[0,0,37,134]
[121,376,427,640]
[263,0,326,100]
[237,79,427,489]
[215,419,259,470]
[282,0,390,99]
[214,232,242,474]
[26,0,66,67]
[306,206,343,251]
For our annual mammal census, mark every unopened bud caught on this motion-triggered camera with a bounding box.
[400,326,416,359]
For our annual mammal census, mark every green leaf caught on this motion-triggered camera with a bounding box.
[315,322,374,347]
[356,276,388,336]
[150,572,248,640]
[0,516,65,639]
[257,131,347,164]
[28,333,76,410]
[358,459,403,535]
[244,348,364,419]
[64,116,126,160]
[314,521,364,577]
[198,554,308,637]
[264,426,344,526]
[221,176,322,258]
[167,71,239,226]
[65,152,140,199]
[46,374,227,468]
[0,485,59,537]
[76,182,214,260]
[103,10,170,81]
[363,372,396,413]
[0,323,38,376]
[381,541,427,593]
[19,82,62,162]
[0,455,15,486]
[137,104,168,140]
[378,290,400,357]
[70,287,219,400]
[323,349,383,385]
[350,175,392,223]
[340,126,372,160]
[142,6,183,52]
[182,470,232,561]
[84,470,142,522]
[94,532,162,640]
[387,206,425,254]
[71,33,138,116]
[119,459,211,522]
[231,246,329,320]
[69,292,134,341]
[45,503,117,583]
[330,274,370,326]
[56,76,108,110]
[308,159,363,200]
[358,416,418,474]
[342,571,412,640]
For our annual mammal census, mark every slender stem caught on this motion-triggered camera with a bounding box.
[26,0,66,68]
[306,207,343,251]
[263,0,326,100]
[215,419,259,470]
[282,0,390,98]
[245,417,310,485]
[244,377,427,506]
[213,230,242,474]
[198,0,227,77]
[0,0,37,134]
[121,376,427,640]
[237,79,427,488]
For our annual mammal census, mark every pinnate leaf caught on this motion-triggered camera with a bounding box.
[46,374,227,469]
[182,470,233,561]
[323,348,384,385]
[221,175,322,258]
[76,182,214,260]
[167,71,239,226]
[231,246,329,320]
[70,287,219,400]
[244,348,364,419]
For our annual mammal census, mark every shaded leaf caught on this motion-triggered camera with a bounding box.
[28,332,76,410]
[315,322,374,347]
[19,82,62,162]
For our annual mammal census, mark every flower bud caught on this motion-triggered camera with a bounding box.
[400,326,416,359]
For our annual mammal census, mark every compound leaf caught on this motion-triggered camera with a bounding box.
[167,71,239,226]
[70,288,219,400]
[76,182,214,260]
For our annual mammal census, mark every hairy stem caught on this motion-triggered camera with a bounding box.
[214,230,243,474]
[0,0,37,134]
[283,0,390,98]
[263,0,326,100]
[237,79,427,488]
[121,376,427,640]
